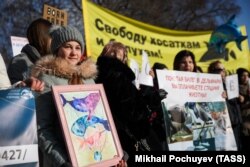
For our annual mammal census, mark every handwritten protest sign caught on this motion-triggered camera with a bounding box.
[225,74,239,100]
[157,70,237,151]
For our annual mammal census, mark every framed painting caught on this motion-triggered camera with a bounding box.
[52,84,123,167]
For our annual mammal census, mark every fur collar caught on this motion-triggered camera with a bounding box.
[97,56,135,81]
[32,55,98,79]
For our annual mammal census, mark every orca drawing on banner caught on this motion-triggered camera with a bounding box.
[200,15,248,62]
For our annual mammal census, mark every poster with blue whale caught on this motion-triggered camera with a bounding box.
[0,88,39,167]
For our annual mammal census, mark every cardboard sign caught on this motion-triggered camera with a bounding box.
[43,4,68,26]
[0,88,39,166]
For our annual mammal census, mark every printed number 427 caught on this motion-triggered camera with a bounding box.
[1,149,22,160]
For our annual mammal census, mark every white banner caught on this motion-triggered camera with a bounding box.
[157,70,237,151]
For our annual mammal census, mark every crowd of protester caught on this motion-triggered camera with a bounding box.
[1,18,250,167]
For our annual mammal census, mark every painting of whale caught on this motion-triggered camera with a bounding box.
[52,84,124,167]
[60,92,100,119]
[71,115,110,137]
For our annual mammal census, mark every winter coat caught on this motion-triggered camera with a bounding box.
[223,82,242,150]
[139,85,168,150]
[0,55,11,89]
[32,55,98,167]
[8,44,41,84]
[239,83,250,136]
[95,56,153,156]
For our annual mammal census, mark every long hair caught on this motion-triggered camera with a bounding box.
[100,41,128,64]
[26,18,52,56]
[236,68,250,84]
[173,50,197,72]
[207,60,222,73]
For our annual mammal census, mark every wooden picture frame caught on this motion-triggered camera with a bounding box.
[52,84,123,167]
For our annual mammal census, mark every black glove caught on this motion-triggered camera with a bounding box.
[61,162,72,167]
[158,89,168,100]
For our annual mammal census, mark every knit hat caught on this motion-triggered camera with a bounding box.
[50,25,84,54]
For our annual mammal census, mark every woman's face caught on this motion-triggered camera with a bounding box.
[116,49,127,64]
[240,72,249,84]
[214,63,226,81]
[57,41,82,65]
[179,56,194,72]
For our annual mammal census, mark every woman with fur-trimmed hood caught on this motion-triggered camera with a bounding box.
[32,25,97,167]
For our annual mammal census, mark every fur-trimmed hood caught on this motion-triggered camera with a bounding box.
[31,55,98,79]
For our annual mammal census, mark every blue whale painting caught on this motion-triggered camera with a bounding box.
[71,115,110,137]
[60,93,100,119]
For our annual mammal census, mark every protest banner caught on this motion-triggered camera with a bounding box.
[10,36,28,57]
[0,88,39,166]
[82,0,249,73]
[157,70,237,151]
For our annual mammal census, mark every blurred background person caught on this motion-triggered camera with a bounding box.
[1,54,44,91]
[8,18,52,84]
[95,41,162,165]
[208,60,242,151]
[237,67,250,151]
[140,62,168,151]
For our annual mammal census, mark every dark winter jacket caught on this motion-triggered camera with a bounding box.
[8,44,41,84]
[239,83,250,136]
[223,82,242,150]
[95,56,151,153]
[139,84,169,151]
